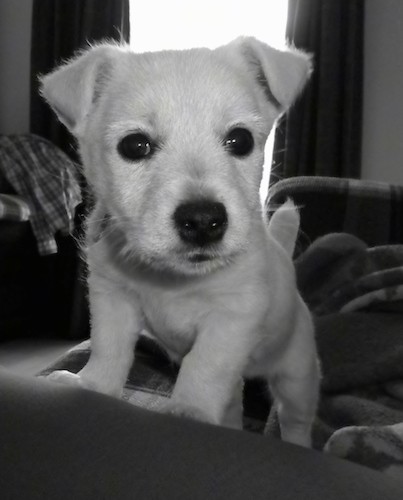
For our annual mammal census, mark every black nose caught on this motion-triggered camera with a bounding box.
[174,200,228,247]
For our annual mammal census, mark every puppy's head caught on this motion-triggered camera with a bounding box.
[41,38,311,276]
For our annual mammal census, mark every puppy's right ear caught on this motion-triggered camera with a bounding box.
[40,44,122,135]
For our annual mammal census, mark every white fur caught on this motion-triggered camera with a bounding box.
[41,37,319,447]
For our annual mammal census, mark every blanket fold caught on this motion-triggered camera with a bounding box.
[289,233,403,476]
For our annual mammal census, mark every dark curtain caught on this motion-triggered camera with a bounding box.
[271,0,364,182]
[30,0,130,157]
[29,0,130,339]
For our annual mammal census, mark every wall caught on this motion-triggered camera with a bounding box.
[0,0,33,134]
[361,0,403,185]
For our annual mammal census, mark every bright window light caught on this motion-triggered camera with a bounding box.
[130,0,288,202]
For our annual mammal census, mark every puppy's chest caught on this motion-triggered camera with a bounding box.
[139,289,204,360]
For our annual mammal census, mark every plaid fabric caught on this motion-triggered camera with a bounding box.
[268,176,403,253]
[0,134,82,255]
[39,337,179,412]
[0,194,30,222]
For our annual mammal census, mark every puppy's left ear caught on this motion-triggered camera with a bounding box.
[220,37,312,113]
[40,44,123,136]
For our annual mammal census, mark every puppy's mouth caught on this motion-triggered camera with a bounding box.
[188,253,214,263]
[182,247,240,272]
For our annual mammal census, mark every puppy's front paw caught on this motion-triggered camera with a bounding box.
[45,369,122,397]
[160,401,214,425]
[45,370,85,387]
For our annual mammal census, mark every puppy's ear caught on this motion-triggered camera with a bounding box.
[40,44,122,135]
[221,37,312,113]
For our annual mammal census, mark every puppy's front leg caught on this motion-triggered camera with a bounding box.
[164,316,254,426]
[48,276,141,397]
[222,378,244,430]
[269,299,320,448]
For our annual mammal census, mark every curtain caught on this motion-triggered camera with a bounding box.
[30,0,130,157]
[271,0,364,182]
[29,0,130,339]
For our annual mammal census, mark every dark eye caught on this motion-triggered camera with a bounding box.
[118,133,154,161]
[224,128,254,157]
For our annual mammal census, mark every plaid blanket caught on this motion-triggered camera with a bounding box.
[0,134,81,254]
[39,336,179,413]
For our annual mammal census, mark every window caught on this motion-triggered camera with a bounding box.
[130,1,288,201]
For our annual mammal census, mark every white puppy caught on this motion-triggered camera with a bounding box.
[41,37,320,447]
